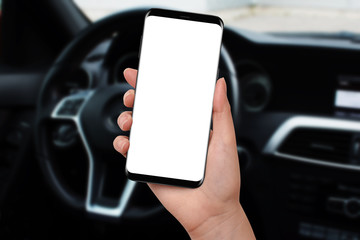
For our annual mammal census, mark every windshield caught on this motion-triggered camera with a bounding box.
[74,0,360,34]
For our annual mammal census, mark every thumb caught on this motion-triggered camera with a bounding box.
[212,78,237,146]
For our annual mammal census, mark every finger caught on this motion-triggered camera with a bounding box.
[117,111,133,131]
[113,135,130,157]
[123,89,135,108]
[123,68,138,88]
[212,78,236,146]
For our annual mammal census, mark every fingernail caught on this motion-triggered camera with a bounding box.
[121,119,128,129]
[221,77,227,94]
[124,91,131,99]
[121,141,128,151]
[117,140,123,149]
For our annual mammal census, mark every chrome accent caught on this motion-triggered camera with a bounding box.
[263,116,360,170]
[51,90,136,217]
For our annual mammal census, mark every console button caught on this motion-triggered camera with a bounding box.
[57,98,84,116]
[353,138,360,158]
[327,197,360,218]
[327,197,345,213]
[345,198,360,218]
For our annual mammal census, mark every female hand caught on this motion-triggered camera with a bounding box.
[114,68,255,239]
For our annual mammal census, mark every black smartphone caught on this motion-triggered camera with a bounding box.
[125,8,223,188]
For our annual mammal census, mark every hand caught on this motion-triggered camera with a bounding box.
[114,68,255,239]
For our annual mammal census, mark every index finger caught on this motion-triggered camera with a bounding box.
[123,68,138,88]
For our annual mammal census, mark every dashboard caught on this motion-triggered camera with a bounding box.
[223,28,360,118]
[217,28,360,239]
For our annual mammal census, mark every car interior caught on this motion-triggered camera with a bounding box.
[1,0,360,239]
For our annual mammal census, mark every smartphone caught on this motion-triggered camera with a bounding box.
[125,8,223,188]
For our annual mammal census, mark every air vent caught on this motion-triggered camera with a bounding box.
[278,128,353,163]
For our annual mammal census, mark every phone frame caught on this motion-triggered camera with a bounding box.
[125,8,223,188]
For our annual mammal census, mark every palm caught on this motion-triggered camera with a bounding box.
[148,130,240,231]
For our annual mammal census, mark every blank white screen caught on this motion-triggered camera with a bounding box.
[126,15,222,182]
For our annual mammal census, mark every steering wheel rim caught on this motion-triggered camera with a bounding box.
[35,7,240,220]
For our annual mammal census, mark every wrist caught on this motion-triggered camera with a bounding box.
[188,203,255,240]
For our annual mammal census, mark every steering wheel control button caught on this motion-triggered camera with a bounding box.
[52,124,78,148]
[51,90,95,120]
[57,98,84,116]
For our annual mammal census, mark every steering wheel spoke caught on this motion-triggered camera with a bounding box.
[51,89,138,217]
[51,90,95,121]
[86,168,137,217]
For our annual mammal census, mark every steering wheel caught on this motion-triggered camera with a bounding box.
[35,8,240,220]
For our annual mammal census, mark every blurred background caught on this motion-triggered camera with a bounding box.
[75,0,360,33]
[1,0,360,239]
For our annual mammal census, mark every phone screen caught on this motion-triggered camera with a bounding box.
[126,9,223,187]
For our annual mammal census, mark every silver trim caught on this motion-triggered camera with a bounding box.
[51,90,136,217]
[82,68,93,89]
[263,116,360,170]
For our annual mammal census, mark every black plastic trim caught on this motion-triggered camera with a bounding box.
[126,169,204,188]
[146,8,223,27]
